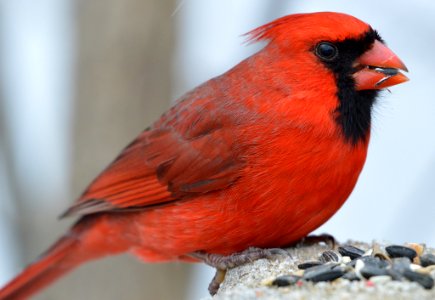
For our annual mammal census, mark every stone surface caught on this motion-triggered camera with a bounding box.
[205,242,435,300]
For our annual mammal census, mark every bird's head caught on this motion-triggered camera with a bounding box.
[248,12,408,144]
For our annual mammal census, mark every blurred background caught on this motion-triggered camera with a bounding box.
[0,0,434,299]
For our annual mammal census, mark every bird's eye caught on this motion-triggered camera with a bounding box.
[315,42,338,61]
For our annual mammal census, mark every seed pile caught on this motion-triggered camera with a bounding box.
[271,243,435,290]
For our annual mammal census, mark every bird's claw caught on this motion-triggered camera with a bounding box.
[190,246,290,295]
[208,269,226,296]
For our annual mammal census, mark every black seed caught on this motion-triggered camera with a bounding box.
[332,264,345,271]
[360,265,389,279]
[403,269,435,289]
[387,269,406,281]
[420,253,435,267]
[375,67,399,76]
[272,275,301,287]
[360,256,390,268]
[386,245,417,260]
[298,261,323,270]
[304,263,337,273]
[319,250,341,263]
[338,245,365,259]
[303,264,344,282]
[391,257,412,273]
[342,271,361,281]
[305,269,345,282]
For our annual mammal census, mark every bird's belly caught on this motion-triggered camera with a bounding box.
[129,140,368,260]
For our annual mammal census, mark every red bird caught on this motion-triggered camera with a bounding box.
[0,12,408,299]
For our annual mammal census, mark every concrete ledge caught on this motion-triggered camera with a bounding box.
[209,242,435,300]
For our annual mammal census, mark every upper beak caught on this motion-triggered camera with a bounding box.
[353,40,409,90]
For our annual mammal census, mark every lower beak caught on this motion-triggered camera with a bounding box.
[353,40,409,90]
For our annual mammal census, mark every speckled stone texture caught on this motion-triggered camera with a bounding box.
[206,242,435,300]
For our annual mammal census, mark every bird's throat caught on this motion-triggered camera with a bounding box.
[335,78,379,145]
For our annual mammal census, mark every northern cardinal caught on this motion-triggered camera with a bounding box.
[0,12,408,299]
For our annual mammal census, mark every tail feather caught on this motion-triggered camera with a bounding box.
[0,236,78,300]
[0,215,128,300]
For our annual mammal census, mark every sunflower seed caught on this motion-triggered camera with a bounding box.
[303,264,345,282]
[420,253,435,267]
[372,244,391,261]
[403,269,435,289]
[387,269,405,281]
[417,266,435,274]
[405,243,425,257]
[389,257,412,280]
[298,261,323,270]
[391,257,412,272]
[386,245,417,260]
[360,265,389,279]
[338,245,364,259]
[360,256,390,268]
[272,275,301,287]
[319,250,341,263]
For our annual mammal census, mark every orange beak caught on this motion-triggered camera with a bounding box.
[353,40,409,90]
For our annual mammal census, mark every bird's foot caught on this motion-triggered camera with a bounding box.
[191,247,289,270]
[296,233,337,249]
[208,269,226,296]
[190,247,290,295]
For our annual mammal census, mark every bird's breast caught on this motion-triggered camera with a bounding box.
[223,129,369,249]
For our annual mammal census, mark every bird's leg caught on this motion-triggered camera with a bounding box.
[296,233,337,249]
[208,269,226,296]
[191,247,289,270]
[190,247,289,295]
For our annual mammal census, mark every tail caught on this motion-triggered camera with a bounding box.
[0,235,79,300]
[0,216,125,300]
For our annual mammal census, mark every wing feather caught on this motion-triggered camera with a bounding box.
[62,100,246,217]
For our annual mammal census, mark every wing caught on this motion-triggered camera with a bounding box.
[61,102,246,217]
